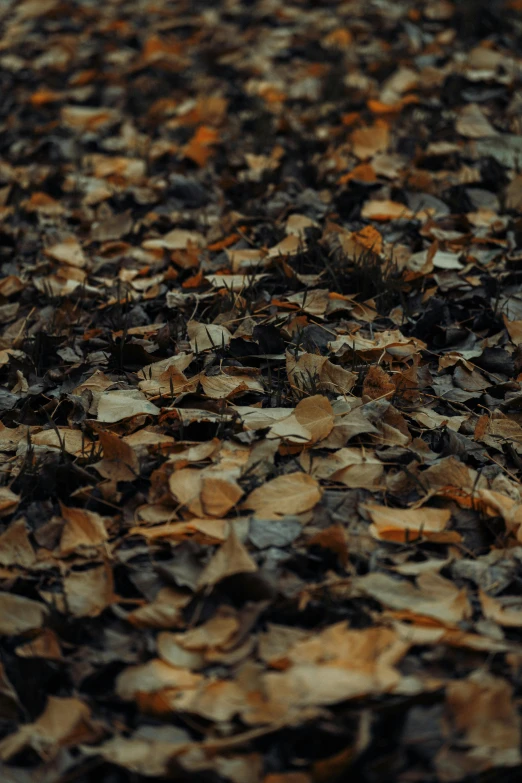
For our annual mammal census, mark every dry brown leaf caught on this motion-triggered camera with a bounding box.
[79,732,190,778]
[293,395,334,444]
[97,391,160,423]
[168,467,204,516]
[95,430,139,481]
[32,427,94,457]
[200,371,263,399]
[116,658,202,701]
[0,517,35,567]
[456,103,497,139]
[302,447,383,490]
[479,589,522,627]
[197,528,257,588]
[64,562,114,618]
[351,122,389,160]
[360,199,414,222]
[44,238,86,268]
[436,671,521,781]
[15,629,62,661]
[200,475,244,517]
[187,321,232,352]
[358,571,472,627]
[364,503,458,543]
[61,105,118,131]
[362,365,395,400]
[59,504,109,555]
[126,588,192,629]
[0,486,20,518]
[157,633,206,670]
[0,695,101,762]
[0,593,48,635]
[243,472,322,517]
[504,175,522,213]
[180,679,246,722]
[142,228,205,251]
[244,624,408,720]
[130,518,228,545]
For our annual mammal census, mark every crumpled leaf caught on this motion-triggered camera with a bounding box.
[0,696,102,761]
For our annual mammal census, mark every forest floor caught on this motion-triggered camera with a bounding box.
[3,1,522,781]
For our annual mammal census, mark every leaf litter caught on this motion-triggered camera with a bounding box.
[2,0,522,781]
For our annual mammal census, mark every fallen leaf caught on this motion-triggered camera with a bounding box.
[95,430,139,481]
[243,473,322,517]
[0,593,48,635]
[364,503,458,543]
[198,529,257,588]
[0,696,101,761]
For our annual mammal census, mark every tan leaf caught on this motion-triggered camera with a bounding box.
[187,321,232,352]
[266,234,303,258]
[479,589,522,628]
[198,529,257,588]
[302,448,383,490]
[364,503,458,543]
[0,696,101,761]
[205,273,268,291]
[64,563,114,618]
[358,571,471,626]
[169,468,204,516]
[59,504,109,555]
[436,671,521,779]
[95,430,139,481]
[243,472,322,517]
[79,732,191,777]
[0,593,48,635]
[504,313,522,345]
[32,427,94,457]
[182,679,245,722]
[15,629,62,661]
[61,105,118,132]
[456,103,497,139]
[285,213,319,236]
[0,486,20,518]
[293,395,334,444]
[243,625,408,721]
[351,122,389,160]
[360,200,414,222]
[44,238,86,268]
[157,633,206,670]
[116,658,202,701]
[139,355,197,398]
[0,517,35,567]
[200,371,263,399]
[130,518,228,545]
[268,413,313,445]
[97,391,160,423]
[201,475,244,517]
[505,175,522,213]
[127,588,192,629]
[142,229,206,251]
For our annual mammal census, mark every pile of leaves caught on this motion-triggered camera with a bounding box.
[4,0,522,780]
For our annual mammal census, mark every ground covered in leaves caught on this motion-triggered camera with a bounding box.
[5,0,522,781]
